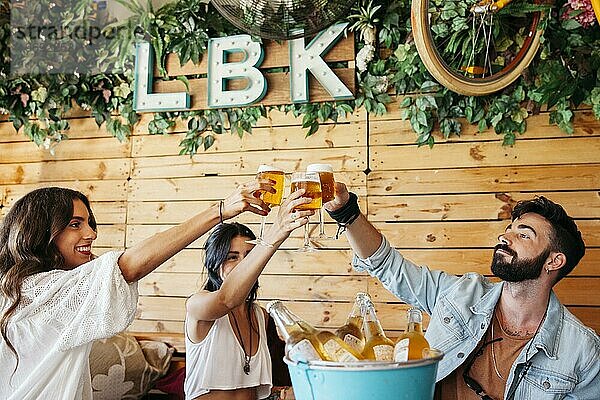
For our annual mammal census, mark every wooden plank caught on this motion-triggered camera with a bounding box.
[126,219,600,249]
[133,106,366,134]
[0,159,130,184]
[136,296,186,321]
[0,137,131,163]
[126,191,366,223]
[0,117,114,143]
[0,202,125,224]
[368,277,600,306]
[370,110,600,146]
[131,148,366,180]
[568,307,600,333]
[153,69,355,111]
[138,273,367,300]
[162,32,355,76]
[93,225,126,248]
[132,121,366,156]
[127,320,185,334]
[368,191,600,222]
[370,137,600,170]
[367,165,600,195]
[89,202,127,224]
[1,180,128,205]
[377,220,600,248]
[126,223,348,250]
[153,248,359,274]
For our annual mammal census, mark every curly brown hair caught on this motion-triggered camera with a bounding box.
[0,187,96,370]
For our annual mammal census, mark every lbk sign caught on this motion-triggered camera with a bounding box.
[133,23,354,112]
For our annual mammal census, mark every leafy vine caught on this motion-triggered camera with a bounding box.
[0,0,598,155]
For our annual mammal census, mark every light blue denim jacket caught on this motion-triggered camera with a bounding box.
[353,237,600,399]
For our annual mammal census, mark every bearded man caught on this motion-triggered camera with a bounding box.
[324,184,599,400]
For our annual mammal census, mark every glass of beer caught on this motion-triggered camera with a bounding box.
[306,164,335,239]
[247,164,285,246]
[290,171,322,252]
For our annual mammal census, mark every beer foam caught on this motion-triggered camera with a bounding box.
[257,164,283,173]
[291,176,320,183]
[306,163,334,173]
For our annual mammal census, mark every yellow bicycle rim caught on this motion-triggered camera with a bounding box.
[592,0,600,24]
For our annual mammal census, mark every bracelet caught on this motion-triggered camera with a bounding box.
[326,192,361,239]
[218,200,224,224]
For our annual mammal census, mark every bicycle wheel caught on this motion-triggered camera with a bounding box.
[411,0,544,96]
[592,0,600,25]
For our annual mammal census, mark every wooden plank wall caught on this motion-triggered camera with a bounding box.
[0,101,599,342]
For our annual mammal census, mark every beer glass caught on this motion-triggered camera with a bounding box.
[290,171,322,252]
[306,164,335,239]
[247,164,285,246]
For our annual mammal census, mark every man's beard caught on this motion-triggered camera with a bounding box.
[491,244,550,282]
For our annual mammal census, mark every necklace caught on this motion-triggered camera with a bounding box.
[491,313,504,380]
[492,306,548,385]
[230,310,252,375]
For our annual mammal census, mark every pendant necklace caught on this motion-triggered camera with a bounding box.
[230,311,252,375]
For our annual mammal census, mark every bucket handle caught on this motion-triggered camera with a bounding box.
[296,361,317,400]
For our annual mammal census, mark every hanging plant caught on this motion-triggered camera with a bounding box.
[0,0,598,156]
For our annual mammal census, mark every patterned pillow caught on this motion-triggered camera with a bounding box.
[89,332,174,400]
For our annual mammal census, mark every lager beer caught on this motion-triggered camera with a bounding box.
[306,164,335,239]
[267,300,330,362]
[290,171,321,252]
[306,164,335,203]
[394,308,430,361]
[296,321,363,362]
[256,164,284,206]
[361,298,394,361]
[290,175,322,210]
[335,292,367,353]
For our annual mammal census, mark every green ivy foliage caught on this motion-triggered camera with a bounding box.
[0,0,598,156]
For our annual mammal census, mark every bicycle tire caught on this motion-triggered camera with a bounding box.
[411,0,544,96]
[592,0,600,25]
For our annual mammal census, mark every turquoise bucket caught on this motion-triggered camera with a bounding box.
[284,350,443,400]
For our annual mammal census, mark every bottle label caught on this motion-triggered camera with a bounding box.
[343,334,363,353]
[323,339,359,362]
[373,344,394,361]
[394,338,409,362]
[288,339,321,362]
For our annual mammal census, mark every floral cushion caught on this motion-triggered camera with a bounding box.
[89,332,174,400]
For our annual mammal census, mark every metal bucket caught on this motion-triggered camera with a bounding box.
[284,349,443,400]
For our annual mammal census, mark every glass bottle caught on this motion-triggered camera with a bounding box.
[361,298,394,361]
[335,292,368,354]
[296,320,363,362]
[266,300,329,362]
[394,307,430,361]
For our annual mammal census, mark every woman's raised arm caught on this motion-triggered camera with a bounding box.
[117,180,275,282]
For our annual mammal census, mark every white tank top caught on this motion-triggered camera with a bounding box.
[184,304,272,400]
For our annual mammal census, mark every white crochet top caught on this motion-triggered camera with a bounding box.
[0,251,138,400]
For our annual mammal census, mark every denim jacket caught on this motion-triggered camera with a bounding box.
[353,237,600,399]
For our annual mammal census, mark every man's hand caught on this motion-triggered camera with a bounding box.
[323,181,350,212]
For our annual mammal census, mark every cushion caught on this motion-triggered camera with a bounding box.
[89,332,174,400]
